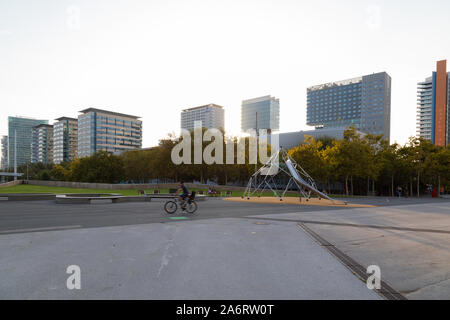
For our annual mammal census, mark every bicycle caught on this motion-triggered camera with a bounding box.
[164,191,198,215]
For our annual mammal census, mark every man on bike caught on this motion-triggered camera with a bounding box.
[177,181,190,210]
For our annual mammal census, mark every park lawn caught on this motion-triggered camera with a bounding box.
[0,184,353,198]
[0,184,231,196]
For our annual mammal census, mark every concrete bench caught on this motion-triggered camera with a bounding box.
[55,193,206,204]
[56,195,153,204]
[0,193,56,201]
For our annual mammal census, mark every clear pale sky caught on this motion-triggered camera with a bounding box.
[1,0,449,147]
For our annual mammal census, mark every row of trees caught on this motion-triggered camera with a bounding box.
[289,128,450,196]
[13,128,450,196]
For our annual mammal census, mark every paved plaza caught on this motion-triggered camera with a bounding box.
[0,197,449,299]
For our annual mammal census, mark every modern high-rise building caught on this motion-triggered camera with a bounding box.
[417,60,449,146]
[241,96,280,133]
[307,72,392,142]
[31,124,54,164]
[53,117,78,164]
[77,108,142,158]
[8,116,48,167]
[1,135,8,170]
[180,104,225,131]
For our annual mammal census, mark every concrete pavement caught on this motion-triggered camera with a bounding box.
[249,198,450,299]
[1,197,449,299]
[0,215,379,299]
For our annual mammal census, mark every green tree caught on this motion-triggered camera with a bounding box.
[326,127,372,195]
[50,164,69,181]
[69,151,124,183]
[424,146,450,196]
[405,137,438,197]
[289,136,328,184]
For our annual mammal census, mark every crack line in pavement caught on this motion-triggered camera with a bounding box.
[243,217,450,235]
[157,225,178,278]
[296,222,407,301]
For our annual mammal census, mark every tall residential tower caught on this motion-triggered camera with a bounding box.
[53,117,78,164]
[181,104,225,132]
[77,108,142,158]
[31,124,54,164]
[417,60,449,146]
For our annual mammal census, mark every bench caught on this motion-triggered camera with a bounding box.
[55,193,207,204]
[55,195,152,204]
[0,193,56,201]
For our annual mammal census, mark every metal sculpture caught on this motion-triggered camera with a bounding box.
[243,148,336,202]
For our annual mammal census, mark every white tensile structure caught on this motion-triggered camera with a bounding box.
[243,149,337,203]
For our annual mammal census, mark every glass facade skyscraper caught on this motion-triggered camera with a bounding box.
[8,116,48,167]
[307,72,391,142]
[241,96,280,133]
[53,117,78,164]
[77,108,142,158]
[417,60,449,147]
[181,104,225,131]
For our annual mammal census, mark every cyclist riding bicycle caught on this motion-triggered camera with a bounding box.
[163,181,198,215]
[177,181,190,210]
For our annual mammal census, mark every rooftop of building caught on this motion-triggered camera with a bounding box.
[33,124,53,129]
[79,108,141,119]
[307,71,389,92]
[8,115,48,121]
[308,77,363,92]
[242,95,279,104]
[181,104,224,112]
[55,116,78,121]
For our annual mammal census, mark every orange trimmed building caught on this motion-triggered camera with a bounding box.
[417,60,450,147]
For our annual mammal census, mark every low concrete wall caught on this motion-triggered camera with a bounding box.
[0,180,23,189]
[27,180,247,192]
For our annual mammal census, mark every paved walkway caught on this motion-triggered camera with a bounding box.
[0,214,379,299]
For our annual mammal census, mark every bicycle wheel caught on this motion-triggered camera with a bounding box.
[164,200,178,214]
[185,201,198,215]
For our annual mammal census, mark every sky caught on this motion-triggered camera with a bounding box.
[0,0,449,147]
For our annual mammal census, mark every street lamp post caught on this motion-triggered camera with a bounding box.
[255,112,258,190]
[14,130,17,181]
